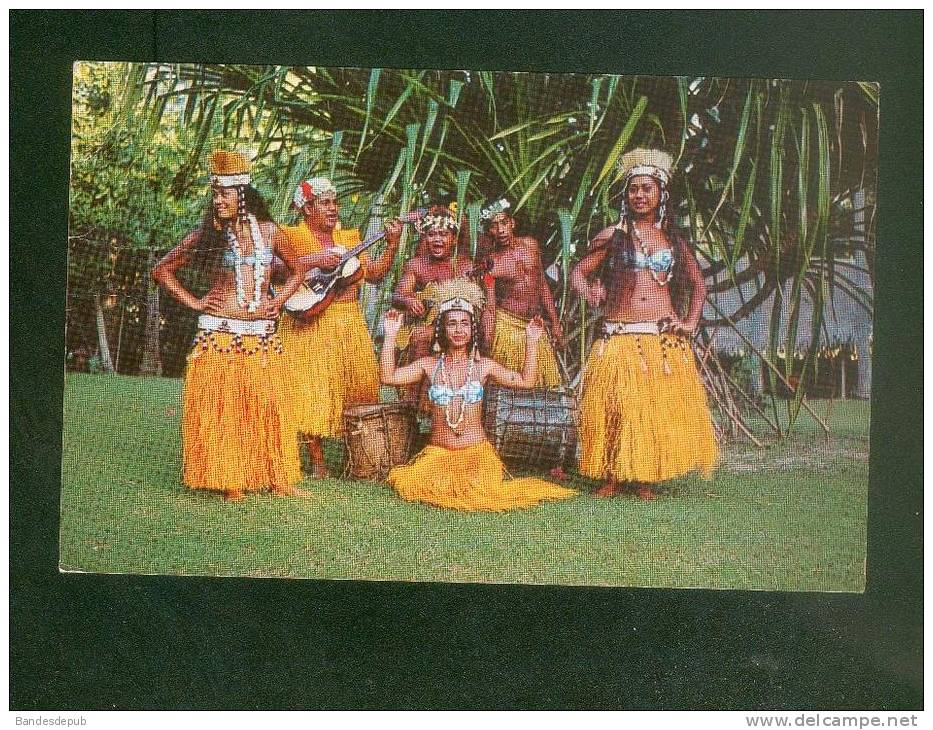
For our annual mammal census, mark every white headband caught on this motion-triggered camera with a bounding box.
[418,213,459,233]
[293,178,337,208]
[481,198,511,221]
[211,173,251,187]
[438,297,474,316]
[624,165,670,188]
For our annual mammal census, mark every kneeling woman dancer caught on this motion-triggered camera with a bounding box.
[380,278,576,512]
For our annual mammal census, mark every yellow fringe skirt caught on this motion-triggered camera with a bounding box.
[387,440,577,512]
[578,332,719,484]
[491,309,562,387]
[278,300,381,437]
[182,331,301,493]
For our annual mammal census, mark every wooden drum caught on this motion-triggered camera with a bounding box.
[343,402,418,480]
[481,385,578,472]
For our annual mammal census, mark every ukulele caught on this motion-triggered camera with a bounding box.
[282,208,427,324]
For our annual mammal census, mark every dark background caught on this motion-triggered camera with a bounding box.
[11,10,922,710]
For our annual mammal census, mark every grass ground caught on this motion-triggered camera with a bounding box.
[60,373,868,590]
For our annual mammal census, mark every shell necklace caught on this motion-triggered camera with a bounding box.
[630,222,672,287]
[438,353,475,434]
[226,215,268,312]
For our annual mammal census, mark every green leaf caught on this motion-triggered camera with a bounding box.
[595,95,648,188]
[356,67,382,161]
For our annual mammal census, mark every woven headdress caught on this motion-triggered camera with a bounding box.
[293,177,338,208]
[435,277,485,317]
[209,150,251,187]
[418,205,460,234]
[617,148,674,188]
[481,198,511,222]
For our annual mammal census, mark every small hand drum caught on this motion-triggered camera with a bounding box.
[343,402,418,481]
[482,385,579,472]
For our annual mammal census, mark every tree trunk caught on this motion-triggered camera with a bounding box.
[94,293,115,374]
[114,300,126,373]
[139,248,163,376]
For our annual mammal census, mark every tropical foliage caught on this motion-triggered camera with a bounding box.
[67,62,878,431]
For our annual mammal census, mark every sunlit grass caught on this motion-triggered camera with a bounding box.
[61,373,868,591]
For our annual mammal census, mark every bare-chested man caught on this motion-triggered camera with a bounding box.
[477,198,564,387]
[391,204,477,405]
[570,148,718,500]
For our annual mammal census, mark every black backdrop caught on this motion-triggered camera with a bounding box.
[11,10,922,710]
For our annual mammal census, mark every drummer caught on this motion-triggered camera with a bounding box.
[476,198,564,387]
[277,177,403,477]
[379,278,577,511]
[391,204,479,407]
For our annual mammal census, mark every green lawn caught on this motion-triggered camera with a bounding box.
[60,373,868,591]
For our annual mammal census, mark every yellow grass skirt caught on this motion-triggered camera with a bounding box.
[278,300,381,437]
[182,332,301,493]
[387,440,577,512]
[491,309,562,387]
[578,332,719,483]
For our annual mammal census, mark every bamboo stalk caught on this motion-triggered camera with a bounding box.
[705,300,831,436]
[697,350,764,447]
[721,368,782,436]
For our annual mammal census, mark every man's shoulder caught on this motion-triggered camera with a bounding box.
[334,227,362,246]
[282,222,311,242]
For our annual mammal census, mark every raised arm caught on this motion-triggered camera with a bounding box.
[486,316,544,389]
[152,229,219,313]
[363,218,403,283]
[380,309,430,385]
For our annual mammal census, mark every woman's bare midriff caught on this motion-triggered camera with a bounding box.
[202,267,275,319]
[428,399,487,450]
[603,269,676,322]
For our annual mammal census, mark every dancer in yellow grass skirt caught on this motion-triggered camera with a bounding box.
[277,177,403,476]
[153,150,307,500]
[571,148,719,500]
[578,326,718,485]
[380,278,576,512]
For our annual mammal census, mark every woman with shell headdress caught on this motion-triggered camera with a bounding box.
[152,150,308,501]
[570,148,719,500]
[380,278,577,511]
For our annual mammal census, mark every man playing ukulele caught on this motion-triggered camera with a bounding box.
[278,177,402,477]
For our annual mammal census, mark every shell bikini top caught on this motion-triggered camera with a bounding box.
[617,247,674,274]
[427,358,484,406]
[222,247,274,269]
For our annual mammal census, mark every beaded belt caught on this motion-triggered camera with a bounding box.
[595,319,690,373]
[197,314,277,336]
[602,320,663,337]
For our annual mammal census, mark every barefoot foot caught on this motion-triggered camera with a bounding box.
[635,485,657,501]
[593,482,619,498]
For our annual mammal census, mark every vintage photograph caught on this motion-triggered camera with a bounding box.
[61,63,877,589]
